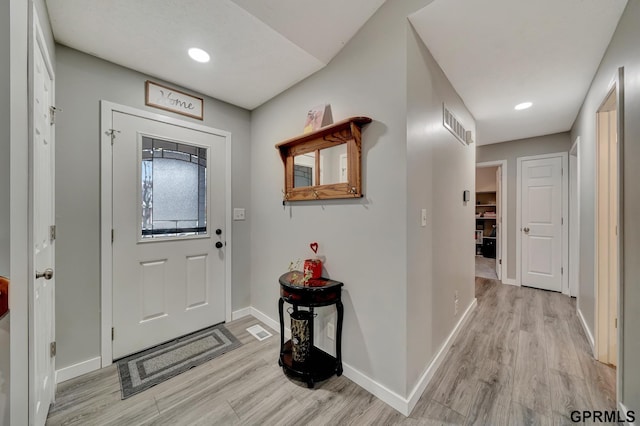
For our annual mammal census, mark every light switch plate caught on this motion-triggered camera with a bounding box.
[233,208,246,221]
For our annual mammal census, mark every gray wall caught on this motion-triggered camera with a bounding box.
[406,24,476,393]
[571,0,640,411]
[250,0,476,398]
[476,133,572,281]
[55,45,252,369]
[0,0,11,278]
[1,0,10,421]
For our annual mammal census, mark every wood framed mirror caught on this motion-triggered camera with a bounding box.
[275,116,371,202]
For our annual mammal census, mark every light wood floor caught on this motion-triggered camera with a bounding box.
[475,256,497,280]
[47,278,616,425]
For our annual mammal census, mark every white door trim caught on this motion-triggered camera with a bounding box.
[569,138,580,298]
[100,101,233,367]
[516,152,569,292]
[615,66,625,409]
[9,0,30,423]
[476,160,508,283]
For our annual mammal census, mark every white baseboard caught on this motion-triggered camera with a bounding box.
[55,356,102,384]
[231,307,252,321]
[248,306,408,413]
[619,402,636,425]
[341,362,409,415]
[502,278,518,286]
[249,306,290,339]
[405,298,477,415]
[247,300,477,417]
[577,307,595,355]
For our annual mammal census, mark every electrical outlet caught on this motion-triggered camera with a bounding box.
[233,208,246,221]
[327,322,335,340]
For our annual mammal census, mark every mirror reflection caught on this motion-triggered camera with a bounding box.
[294,153,316,188]
[319,144,348,185]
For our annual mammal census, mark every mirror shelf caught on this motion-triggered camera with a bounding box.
[275,116,372,201]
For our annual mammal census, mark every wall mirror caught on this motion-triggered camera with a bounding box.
[276,117,371,201]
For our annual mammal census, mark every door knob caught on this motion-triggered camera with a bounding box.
[36,268,54,280]
[523,227,530,233]
[215,229,222,235]
[215,242,223,249]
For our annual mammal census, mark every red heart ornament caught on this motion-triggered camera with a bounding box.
[310,242,319,254]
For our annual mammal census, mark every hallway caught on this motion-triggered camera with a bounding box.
[413,278,617,424]
[47,278,616,425]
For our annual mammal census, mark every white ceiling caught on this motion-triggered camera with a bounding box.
[410,0,627,145]
[47,0,627,144]
[46,0,386,110]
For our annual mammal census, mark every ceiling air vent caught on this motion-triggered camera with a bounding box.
[443,104,473,145]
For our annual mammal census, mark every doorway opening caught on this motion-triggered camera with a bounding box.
[475,162,505,282]
[595,85,619,368]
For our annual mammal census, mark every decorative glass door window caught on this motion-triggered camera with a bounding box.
[141,136,207,238]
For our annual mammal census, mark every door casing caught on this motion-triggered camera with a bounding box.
[569,138,580,298]
[9,0,29,423]
[99,101,233,367]
[516,152,569,292]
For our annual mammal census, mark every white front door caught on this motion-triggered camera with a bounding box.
[520,156,564,292]
[31,22,56,425]
[111,111,227,359]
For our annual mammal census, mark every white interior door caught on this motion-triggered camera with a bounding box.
[31,23,56,425]
[111,111,227,359]
[520,156,563,292]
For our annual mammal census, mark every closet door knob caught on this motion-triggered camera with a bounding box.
[36,268,54,280]
[215,242,223,249]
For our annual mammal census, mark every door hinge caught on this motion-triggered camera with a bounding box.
[50,225,56,242]
[49,106,62,125]
[561,168,564,176]
[499,259,502,265]
[615,318,618,329]
[112,327,115,341]
[111,229,114,243]
[106,129,121,144]
[50,341,56,358]
[561,217,564,225]
[561,267,564,275]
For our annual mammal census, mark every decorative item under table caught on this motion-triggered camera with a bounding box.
[278,271,344,388]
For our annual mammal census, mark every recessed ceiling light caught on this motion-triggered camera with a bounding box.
[515,102,532,110]
[188,48,210,63]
